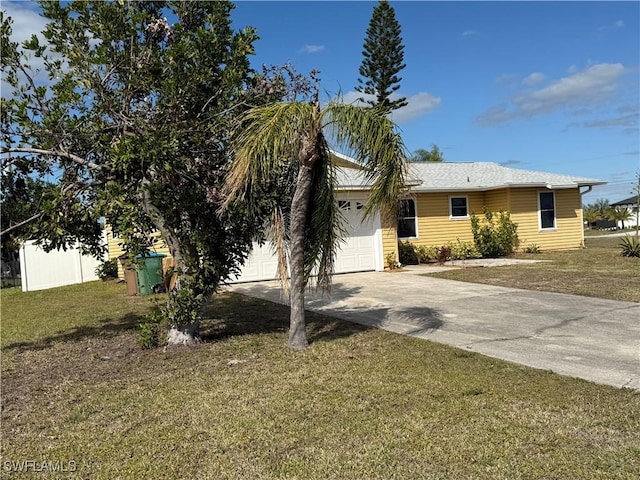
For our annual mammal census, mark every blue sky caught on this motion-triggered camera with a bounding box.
[4,1,639,204]
[230,1,639,204]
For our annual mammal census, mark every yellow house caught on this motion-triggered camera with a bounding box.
[107,157,606,282]
[337,161,606,265]
[384,162,605,255]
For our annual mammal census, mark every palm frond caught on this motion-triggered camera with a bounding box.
[223,101,315,204]
[302,137,344,293]
[322,102,408,219]
[270,206,290,295]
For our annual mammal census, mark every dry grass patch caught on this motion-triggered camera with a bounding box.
[1,280,639,479]
[425,237,640,303]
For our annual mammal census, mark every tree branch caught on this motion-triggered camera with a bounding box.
[0,212,43,238]
[0,147,104,171]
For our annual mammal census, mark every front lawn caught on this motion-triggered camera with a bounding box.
[1,281,638,479]
[425,237,640,303]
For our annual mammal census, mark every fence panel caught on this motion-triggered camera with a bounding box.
[19,241,107,292]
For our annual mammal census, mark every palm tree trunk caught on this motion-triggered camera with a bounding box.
[288,163,314,349]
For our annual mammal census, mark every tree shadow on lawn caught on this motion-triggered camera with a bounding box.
[2,312,144,353]
[200,291,372,344]
[4,283,445,353]
[210,282,445,345]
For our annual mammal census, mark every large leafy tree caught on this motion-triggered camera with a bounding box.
[355,0,407,113]
[224,84,408,349]
[0,172,56,261]
[1,1,272,344]
[409,145,444,163]
[591,198,611,218]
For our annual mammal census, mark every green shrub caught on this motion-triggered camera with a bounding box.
[398,241,418,265]
[470,209,519,258]
[449,239,482,260]
[620,235,640,258]
[523,243,541,254]
[138,306,168,349]
[95,258,118,280]
[415,245,437,263]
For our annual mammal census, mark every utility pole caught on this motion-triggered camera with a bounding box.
[635,172,639,236]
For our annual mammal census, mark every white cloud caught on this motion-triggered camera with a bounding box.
[477,63,628,125]
[339,90,371,107]
[583,114,637,129]
[338,91,441,124]
[598,20,625,32]
[580,103,639,135]
[522,72,546,86]
[3,1,48,45]
[298,44,325,54]
[391,92,441,123]
[461,29,478,37]
[1,2,52,94]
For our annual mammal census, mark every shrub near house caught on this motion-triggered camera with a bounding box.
[470,209,518,258]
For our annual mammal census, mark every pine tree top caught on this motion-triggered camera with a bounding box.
[356,0,407,113]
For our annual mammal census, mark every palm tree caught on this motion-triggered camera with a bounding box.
[224,96,407,349]
[608,206,632,230]
[582,206,600,229]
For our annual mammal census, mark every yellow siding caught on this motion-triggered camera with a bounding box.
[381,215,399,268]
[106,225,171,279]
[484,189,510,213]
[509,188,583,250]
[406,192,483,247]
[399,188,584,252]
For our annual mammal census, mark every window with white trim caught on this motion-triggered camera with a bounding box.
[397,199,417,238]
[450,196,468,219]
[539,191,556,230]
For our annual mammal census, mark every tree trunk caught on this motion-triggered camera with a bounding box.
[166,322,200,346]
[288,162,315,349]
[140,179,200,345]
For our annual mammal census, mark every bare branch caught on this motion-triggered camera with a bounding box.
[0,147,104,171]
[0,212,43,238]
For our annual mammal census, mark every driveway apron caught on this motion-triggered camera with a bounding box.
[228,271,640,390]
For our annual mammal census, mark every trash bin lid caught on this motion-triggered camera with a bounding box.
[135,253,167,258]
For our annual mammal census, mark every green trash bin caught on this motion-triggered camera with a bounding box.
[135,253,166,295]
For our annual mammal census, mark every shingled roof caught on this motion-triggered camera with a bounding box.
[611,196,638,207]
[335,161,606,192]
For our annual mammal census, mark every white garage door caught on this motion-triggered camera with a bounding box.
[230,242,279,283]
[334,198,377,274]
[230,196,378,283]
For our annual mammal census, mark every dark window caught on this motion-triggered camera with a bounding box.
[338,200,351,211]
[397,199,417,238]
[450,197,468,218]
[539,192,555,229]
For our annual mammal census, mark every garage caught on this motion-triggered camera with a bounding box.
[230,195,381,283]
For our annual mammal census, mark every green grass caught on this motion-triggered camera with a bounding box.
[425,237,640,303]
[2,280,639,479]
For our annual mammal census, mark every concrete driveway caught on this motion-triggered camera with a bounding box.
[228,271,640,390]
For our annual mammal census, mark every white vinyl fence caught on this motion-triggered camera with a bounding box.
[19,240,107,292]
